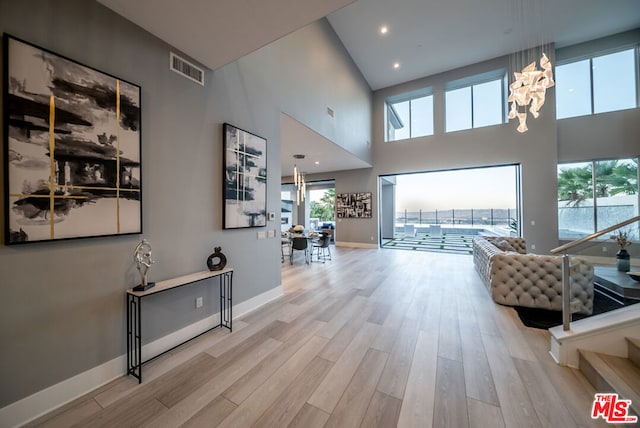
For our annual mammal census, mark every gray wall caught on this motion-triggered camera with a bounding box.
[0,0,371,408]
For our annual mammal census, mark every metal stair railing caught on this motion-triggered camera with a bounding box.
[550,215,640,331]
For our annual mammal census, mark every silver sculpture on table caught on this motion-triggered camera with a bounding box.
[133,239,155,291]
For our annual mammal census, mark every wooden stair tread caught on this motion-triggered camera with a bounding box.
[579,349,640,414]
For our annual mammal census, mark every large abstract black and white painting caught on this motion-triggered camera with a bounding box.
[3,35,142,245]
[223,123,267,229]
[336,192,372,218]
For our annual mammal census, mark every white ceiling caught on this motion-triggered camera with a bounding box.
[96,0,356,72]
[328,0,640,90]
[97,0,640,176]
[280,114,371,180]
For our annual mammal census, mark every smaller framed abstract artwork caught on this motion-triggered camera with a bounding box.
[223,123,267,229]
[336,192,372,218]
[3,34,142,244]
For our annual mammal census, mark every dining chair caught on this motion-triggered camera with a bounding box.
[312,232,332,263]
[290,236,309,264]
[281,238,291,263]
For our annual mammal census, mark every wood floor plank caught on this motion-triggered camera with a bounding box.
[360,390,402,428]
[458,294,499,406]
[216,335,329,428]
[513,358,579,428]
[287,404,330,428]
[25,397,102,428]
[180,395,236,428]
[222,319,325,405]
[491,305,538,362]
[153,353,219,408]
[397,329,439,428]
[437,297,463,361]
[141,338,282,428]
[155,329,275,408]
[316,294,370,339]
[467,398,505,428]
[252,356,333,428]
[371,299,411,353]
[318,299,375,362]
[324,348,389,428]
[204,317,280,357]
[376,316,420,399]
[315,289,360,323]
[433,357,469,428]
[73,398,167,428]
[367,300,393,325]
[482,332,542,428]
[307,322,380,414]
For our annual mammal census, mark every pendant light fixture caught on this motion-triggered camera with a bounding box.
[507,0,555,133]
[293,154,306,206]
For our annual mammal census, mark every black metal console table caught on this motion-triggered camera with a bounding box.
[126,268,233,383]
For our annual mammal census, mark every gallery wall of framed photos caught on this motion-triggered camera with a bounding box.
[336,192,372,218]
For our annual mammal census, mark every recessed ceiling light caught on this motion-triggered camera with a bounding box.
[315,161,320,165]
[380,26,388,35]
[393,62,400,69]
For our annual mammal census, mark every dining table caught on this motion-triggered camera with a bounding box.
[281,232,320,263]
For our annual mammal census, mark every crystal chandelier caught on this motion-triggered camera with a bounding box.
[293,154,306,206]
[508,52,555,133]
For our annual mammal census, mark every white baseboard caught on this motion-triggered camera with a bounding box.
[335,241,378,249]
[0,284,283,428]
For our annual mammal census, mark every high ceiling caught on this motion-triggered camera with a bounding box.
[328,0,640,90]
[97,0,640,176]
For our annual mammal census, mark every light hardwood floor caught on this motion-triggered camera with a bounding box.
[28,246,613,428]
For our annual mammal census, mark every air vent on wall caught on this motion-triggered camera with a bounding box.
[170,52,204,86]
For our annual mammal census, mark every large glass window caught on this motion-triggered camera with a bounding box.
[385,89,433,142]
[445,71,506,133]
[558,158,639,240]
[445,87,472,132]
[556,48,638,119]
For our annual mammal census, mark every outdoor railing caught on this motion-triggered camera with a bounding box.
[550,215,640,331]
[396,207,517,227]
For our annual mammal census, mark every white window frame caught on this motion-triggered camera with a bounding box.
[384,87,434,142]
[444,69,507,133]
[555,46,640,120]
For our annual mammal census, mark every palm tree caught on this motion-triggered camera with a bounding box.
[558,160,638,206]
[557,165,592,206]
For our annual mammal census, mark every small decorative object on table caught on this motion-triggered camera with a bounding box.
[133,239,155,291]
[611,230,632,272]
[207,247,227,271]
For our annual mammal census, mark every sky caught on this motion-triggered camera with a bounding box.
[395,165,518,211]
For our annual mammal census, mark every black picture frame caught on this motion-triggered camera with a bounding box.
[222,123,267,229]
[3,34,142,245]
[336,192,372,218]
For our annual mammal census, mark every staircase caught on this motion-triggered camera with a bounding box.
[578,337,640,416]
